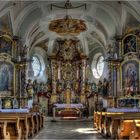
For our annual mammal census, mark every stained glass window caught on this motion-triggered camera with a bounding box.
[92,56,104,79]
[32,56,41,77]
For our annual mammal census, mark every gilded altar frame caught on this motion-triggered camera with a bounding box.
[120,32,140,96]
[0,34,16,97]
[122,34,137,56]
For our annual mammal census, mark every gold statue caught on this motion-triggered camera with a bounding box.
[65,89,71,104]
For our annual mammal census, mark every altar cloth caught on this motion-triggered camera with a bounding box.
[54,103,84,108]
[0,109,29,113]
[107,108,140,113]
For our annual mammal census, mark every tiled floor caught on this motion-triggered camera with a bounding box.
[34,118,106,140]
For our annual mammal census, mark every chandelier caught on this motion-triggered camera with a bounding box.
[49,0,87,36]
[50,0,87,10]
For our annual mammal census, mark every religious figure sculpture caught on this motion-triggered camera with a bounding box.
[65,88,71,104]
[26,79,34,98]
[97,80,103,95]
[102,78,109,96]
[13,98,19,109]
[92,82,97,92]
[33,79,39,94]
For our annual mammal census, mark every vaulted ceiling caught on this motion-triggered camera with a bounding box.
[0,1,140,56]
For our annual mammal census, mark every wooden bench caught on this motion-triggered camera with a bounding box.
[0,117,22,140]
[0,112,44,140]
[94,111,140,139]
[129,120,140,139]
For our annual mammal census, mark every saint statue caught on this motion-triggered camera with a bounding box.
[65,89,71,104]
[13,98,19,109]
[33,79,39,94]
[97,80,103,95]
[26,79,34,98]
[102,78,109,96]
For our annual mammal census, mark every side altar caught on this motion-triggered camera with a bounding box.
[94,27,140,139]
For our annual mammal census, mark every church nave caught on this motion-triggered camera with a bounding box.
[0,0,140,139]
[34,120,104,140]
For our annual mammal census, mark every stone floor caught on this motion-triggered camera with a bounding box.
[33,117,106,140]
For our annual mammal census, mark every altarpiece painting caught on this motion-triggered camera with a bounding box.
[0,62,14,96]
[123,34,137,55]
[122,60,139,95]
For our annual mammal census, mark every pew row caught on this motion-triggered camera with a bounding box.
[0,112,44,140]
[94,111,140,139]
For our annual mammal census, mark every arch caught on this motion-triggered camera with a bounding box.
[15,2,40,35]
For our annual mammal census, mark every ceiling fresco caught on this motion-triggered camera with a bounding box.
[0,1,139,56]
[0,13,13,35]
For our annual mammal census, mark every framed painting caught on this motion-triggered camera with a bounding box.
[123,34,137,55]
[121,60,139,95]
[2,98,13,109]
[0,62,14,96]
[118,98,139,108]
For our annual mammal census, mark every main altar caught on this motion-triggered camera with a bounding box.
[43,11,93,118]
[47,38,89,117]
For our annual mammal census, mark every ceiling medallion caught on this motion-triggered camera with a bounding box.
[49,15,87,36]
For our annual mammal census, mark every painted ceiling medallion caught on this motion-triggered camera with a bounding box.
[49,15,87,36]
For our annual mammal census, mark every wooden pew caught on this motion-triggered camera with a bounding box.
[28,114,34,138]
[103,112,123,138]
[129,120,140,139]
[94,111,140,139]
[115,113,140,139]
[93,111,106,133]
[93,111,99,129]
[104,113,140,139]
[0,112,44,140]
[0,117,22,140]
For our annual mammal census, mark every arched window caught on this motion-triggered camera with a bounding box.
[32,56,41,77]
[92,55,104,79]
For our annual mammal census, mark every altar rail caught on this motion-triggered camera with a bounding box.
[94,109,140,139]
[0,111,44,140]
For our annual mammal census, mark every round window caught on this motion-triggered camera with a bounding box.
[92,56,104,79]
[32,56,41,77]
